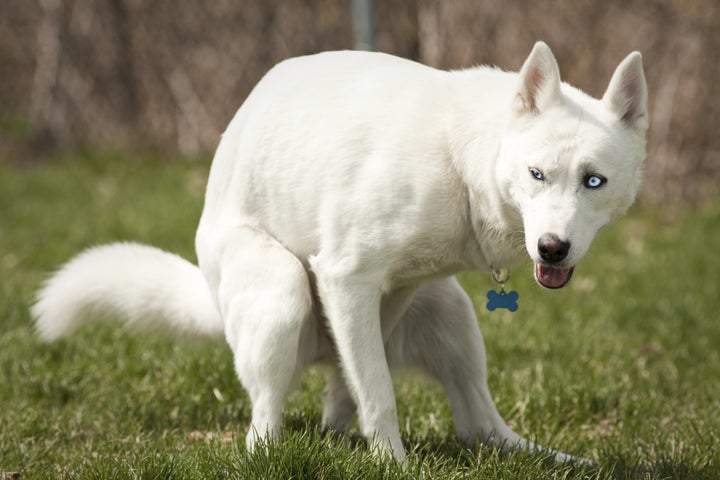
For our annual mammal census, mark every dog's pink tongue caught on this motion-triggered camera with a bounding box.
[535,264,574,289]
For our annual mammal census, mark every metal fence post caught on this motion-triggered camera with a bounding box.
[352,0,375,51]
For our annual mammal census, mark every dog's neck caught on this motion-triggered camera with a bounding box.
[445,69,527,271]
[463,187,526,272]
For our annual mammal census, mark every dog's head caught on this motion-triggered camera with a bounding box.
[498,42,649,289]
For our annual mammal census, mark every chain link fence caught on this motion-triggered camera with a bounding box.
[1,0,718,205]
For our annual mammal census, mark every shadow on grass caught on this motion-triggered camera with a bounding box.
[279,413,720,480]
[605,454,718,480]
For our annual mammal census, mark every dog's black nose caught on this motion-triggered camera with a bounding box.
[538,233,571,263]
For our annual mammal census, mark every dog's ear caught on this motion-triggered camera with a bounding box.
[514,41,562,115]
[602,52,649,130]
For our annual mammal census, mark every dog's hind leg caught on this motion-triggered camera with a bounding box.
[321,369,356,435]
[386,276,584,464]
[211,226,314,452]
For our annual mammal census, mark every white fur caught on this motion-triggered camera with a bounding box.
[33,42,648,464]
[33,243,223,340]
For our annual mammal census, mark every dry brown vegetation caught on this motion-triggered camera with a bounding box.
[1,0,718,205]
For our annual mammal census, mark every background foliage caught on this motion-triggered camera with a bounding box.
[1,0,720,205]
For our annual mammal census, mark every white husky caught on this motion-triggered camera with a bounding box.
[33,42,648,464]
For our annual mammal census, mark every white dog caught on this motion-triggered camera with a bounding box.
[33,42,648,464]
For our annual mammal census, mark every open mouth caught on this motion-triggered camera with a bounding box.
[534,264,575,289]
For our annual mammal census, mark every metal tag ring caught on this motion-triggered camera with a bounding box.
[492,267,511,285]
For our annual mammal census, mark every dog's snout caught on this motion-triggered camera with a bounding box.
[538,233,571,264]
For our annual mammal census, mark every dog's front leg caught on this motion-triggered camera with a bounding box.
[320,286,417,438]
[387,276,589,465]
[312,264,405,462]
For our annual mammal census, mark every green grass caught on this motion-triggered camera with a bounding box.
[1,153,719,479]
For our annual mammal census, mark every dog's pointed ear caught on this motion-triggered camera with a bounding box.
[602,52,649,130]
[514,41,562,115]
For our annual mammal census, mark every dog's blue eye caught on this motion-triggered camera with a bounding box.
[529,168,545,181]
[584,174,606,189]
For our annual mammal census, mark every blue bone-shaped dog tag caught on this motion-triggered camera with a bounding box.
[486,289,519,312]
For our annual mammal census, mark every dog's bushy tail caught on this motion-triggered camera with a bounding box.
[32,242,224,341]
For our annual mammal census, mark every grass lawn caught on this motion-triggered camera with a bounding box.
[1,153,718,479]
